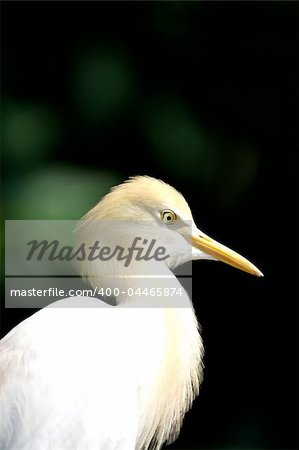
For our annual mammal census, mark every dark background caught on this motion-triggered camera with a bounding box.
[1,2,298,449]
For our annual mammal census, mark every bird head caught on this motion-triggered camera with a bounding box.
[77,176,262,280]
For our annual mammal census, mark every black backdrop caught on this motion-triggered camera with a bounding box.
[1,2,298,449]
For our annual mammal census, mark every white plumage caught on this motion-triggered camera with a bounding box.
[0,176,262,450]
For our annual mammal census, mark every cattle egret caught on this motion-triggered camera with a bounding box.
[0,176,263,450]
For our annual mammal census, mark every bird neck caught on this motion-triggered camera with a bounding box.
[96,260,203,449]
[104,261,189,307]
[122,263,203,449]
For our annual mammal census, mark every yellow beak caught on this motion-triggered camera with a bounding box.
[192,232,263,277]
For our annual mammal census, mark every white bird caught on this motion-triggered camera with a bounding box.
[0,176,262,450]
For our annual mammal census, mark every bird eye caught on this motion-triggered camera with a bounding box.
[161,210,176,223]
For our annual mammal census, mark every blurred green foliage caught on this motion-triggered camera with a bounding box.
[3,60,259,218]
[5,167,121,219]
[3,101,60,166]
[73,47,135,123]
